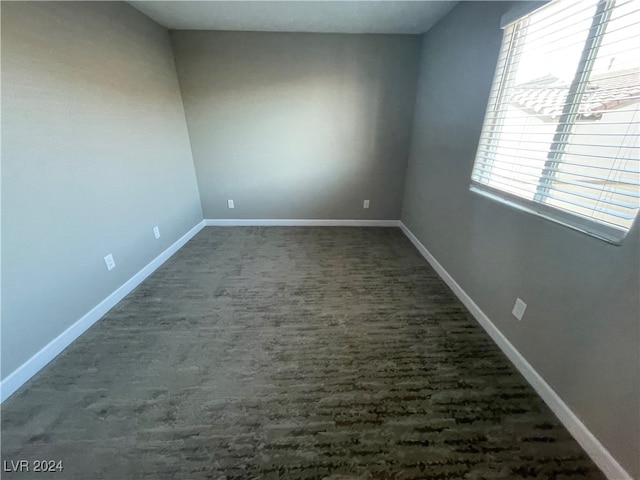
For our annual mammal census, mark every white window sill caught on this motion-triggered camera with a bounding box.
[469,184,629,246]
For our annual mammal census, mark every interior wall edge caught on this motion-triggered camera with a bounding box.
[167,32,205,220]
[0,220,206,404]
[398,221,633,480]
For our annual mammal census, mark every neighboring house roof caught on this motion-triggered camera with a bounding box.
[509,69,640,121]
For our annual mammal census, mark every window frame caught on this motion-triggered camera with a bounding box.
[470,0,639,245]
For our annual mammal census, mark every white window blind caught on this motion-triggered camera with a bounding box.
[471,0,640,243]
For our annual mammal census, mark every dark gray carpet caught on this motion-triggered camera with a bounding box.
[1,227,605,479]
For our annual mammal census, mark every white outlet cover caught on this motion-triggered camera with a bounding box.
[227,199,235,209]
[153,226,160,239]
[512,298,527,321]
[363,200,370,209]
[104,253,116,271]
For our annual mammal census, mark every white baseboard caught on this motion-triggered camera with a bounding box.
[204,219,401,227]
[398,222,632,480]
[0,220,206,404]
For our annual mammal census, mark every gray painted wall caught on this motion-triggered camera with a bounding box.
[170,31,421,220]
[1,2,203,379]
[401,2,639,478]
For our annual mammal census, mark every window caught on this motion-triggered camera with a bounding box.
[471,0,639,243]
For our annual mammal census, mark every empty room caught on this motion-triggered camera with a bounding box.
[1,1,638,479]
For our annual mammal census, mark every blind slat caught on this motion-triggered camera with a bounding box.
[480,120,640,129]
[473,164,640,205]
[472,174,637,220]
[477,137,640,151]
[479,130,637,138]
[476,142,640,163]
[473,156,640,189]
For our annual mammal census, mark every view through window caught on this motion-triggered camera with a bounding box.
[471,0,639,242]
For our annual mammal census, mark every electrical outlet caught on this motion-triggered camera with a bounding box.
[104,253,116,271]
[153,226,160,239]
[227,199,235,209]
[512,298,527,321]
[363,200,370,209]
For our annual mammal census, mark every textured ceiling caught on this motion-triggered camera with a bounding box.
[129,1,458,34]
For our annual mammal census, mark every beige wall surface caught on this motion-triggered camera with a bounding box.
[1,1,203,378]
[401,2,640,477]
[170,31,421,220]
